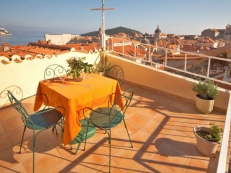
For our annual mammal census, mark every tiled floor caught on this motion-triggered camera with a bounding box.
[0,83,229,173]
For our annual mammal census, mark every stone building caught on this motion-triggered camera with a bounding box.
[224,24,231,41]
[201,24,231,40]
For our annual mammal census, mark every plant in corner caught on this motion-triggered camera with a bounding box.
[192,79,218,114]
[193,122,223,157]
[66,57,93,79]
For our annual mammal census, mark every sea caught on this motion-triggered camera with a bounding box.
[0,31,46,46]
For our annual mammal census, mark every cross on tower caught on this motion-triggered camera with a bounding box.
[90,0,115,50]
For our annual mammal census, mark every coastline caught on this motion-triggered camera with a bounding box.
[0,31,45,45]
[0,34,12,36]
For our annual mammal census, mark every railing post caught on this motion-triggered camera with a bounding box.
[184,53,187,71]
[123,41,124,55]
[134,44,136,58]
[165,49,167,66]
[149,44,151,62]
[206,57,211,78]
[111,38,113,51]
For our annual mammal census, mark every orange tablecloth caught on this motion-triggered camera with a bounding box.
[34,74,122,145]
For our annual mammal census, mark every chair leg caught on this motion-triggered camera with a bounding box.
[83,120,90,152]
[75,142,81,154]
[123,119,133,148]
[33,130,36,173]
[109,128,112,173]
[19,125,27,154]
[52,125,58,135]
[105,129,110,144]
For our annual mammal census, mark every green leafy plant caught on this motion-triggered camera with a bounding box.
[66,57,93,78]
[196,122,223,142]
[96,62,111,74]
[192,79,218,100]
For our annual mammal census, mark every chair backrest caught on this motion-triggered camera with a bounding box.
[0,85,23,108]
[106,65,124,85]
[44,64,67,79]
[7,91,29,120]
[111,88,134,115]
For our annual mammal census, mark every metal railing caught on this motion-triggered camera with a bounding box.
[108,39,231,87]
[108,38,231,173]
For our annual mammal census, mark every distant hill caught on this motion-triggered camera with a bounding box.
[81,26,143,36]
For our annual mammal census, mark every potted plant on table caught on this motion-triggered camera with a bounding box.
[192,79,218,114]
[193,122,223,157]
[66,57,93,79]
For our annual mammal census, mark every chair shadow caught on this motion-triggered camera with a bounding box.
[151,137,220,172]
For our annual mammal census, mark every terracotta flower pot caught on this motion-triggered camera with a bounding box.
[193,126,220,157]
[195,94,214,114]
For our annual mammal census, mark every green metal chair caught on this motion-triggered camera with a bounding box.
[69,118,96,154]
[44,64,67,79]
[82,89,134,173]
[105,65,124,85]
[7,91,65,173]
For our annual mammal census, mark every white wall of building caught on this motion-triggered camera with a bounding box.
[194,42,218,48]
[45,34,79,45]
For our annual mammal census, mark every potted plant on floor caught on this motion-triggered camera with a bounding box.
[192,79,218,114]
[95,62,111,76]
[193,122,223,157]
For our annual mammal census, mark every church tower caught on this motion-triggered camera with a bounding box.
[154,25,162,39]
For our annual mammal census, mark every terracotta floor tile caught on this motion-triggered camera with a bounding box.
[0,122,5,135]
[0,147,21,172]
[113,120,141,139]
[0,133,12,152]
[15,132,53,163]
[112,147,151,172]
[7,126,34,145]
[3,163,27,173]
[97,160,126,173]
[0,106,20,122]
[185,157,210,173]
[168,98,191,112]
[142,159,175,173]
[22,147,66,173]
[50,160,78,173]
[152,140,191,173]
[131,130,158,157]
[126,112,152,130]
[69,142,109,173]
[137,104,159,119]
[1,116,24,132]
[0,84,228,172]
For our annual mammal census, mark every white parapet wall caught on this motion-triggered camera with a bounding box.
[0,51,101,107]
[106,53,230,112]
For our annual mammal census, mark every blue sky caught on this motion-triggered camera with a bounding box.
[0,0,231,35]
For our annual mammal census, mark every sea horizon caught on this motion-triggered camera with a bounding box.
[0,31,46,46]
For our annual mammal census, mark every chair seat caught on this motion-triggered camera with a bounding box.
[90,107,123,129]
[70,119,96,144]
[27,108,63,130]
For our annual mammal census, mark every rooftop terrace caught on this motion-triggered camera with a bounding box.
[0,82,229,173]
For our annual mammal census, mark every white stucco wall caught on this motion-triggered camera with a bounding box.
[45,34,73,45]
[0,52,100,107]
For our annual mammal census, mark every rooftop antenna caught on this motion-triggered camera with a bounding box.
[90,0,115,50]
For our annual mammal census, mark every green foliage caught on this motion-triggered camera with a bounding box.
[196,122,223,142]
[192,79,218,100]
[81,26,143,36]
[66,57,93,78]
